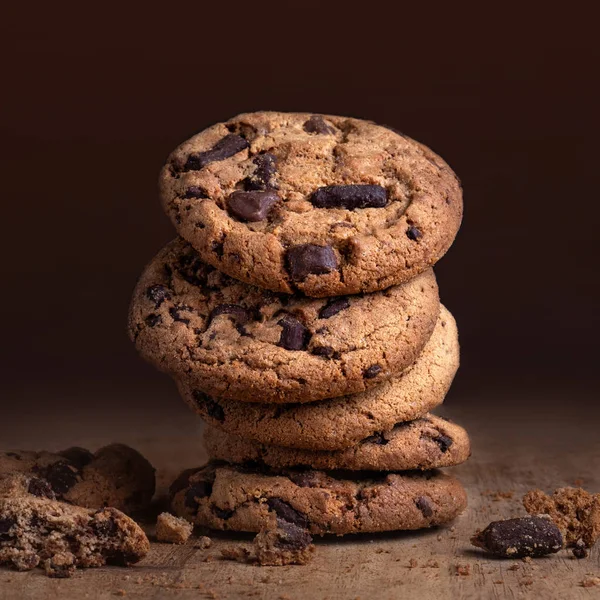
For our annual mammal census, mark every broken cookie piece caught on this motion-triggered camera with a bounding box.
[254,518,315,566]
[523,487,600,551]
[0,475,149,577]
[471,516,563,558]
[156,512,192,544]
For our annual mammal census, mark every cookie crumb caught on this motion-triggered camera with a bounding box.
[520,578,534,586]
[508,564,520,571]
[408,558,418,568]
[220,546,252,563]
[114,591,126,597]
[572,539,589,559]
[156,512,193,544]
[195,535,212,549]
[581,577,600,588]
[254,519,315,566]
[455,564,470,576]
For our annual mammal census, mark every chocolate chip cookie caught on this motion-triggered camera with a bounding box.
[204,414,470,471]
[159,111,462,297]
[169,462,467,535]
[128,238,440,403]
[0,444,156,515]
[179,305,458,450]
[0,472,149,577]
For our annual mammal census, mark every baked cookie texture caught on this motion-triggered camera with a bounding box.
[204,414,470,471]
[159,112,462,297]
[169,462,467,535]
[0,444,156,515]
[128,237,440,403]
[0,472,149,577]
[179,305,458,450]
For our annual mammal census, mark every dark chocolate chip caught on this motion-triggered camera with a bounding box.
[169,305,192,325]
[287,471,320,488]
[211,240,224,257]
[311,345,339,359]
[471,516,563,558]
[267,498,309,528]
[363,365,382,379]
[146,284,171,308]
[416,496,434,518]
[227,190,280,222]
[93,516,118,537]
[286,244,338,281]
[183,186,208,199]
[319,297,350,319]
[41,462,79,495]
[434,433,453,453]
[28,477,56,499]
[0,516,16,538]
[243,153,278,191]
[214,507,235,520]
[310,185,388,210]
[58,447,94,469]
[177,254,207,287]
[182,134,249,172]
[192,390,225,422]
[572,539,588,559]
[364,432,389,446]
[208,304,251,326]
[185,481,213,509]
[406,226,422,241]
[278,314,311,351]
[303,115,336,135]
[273,517,313,550]
[145,314,162,327]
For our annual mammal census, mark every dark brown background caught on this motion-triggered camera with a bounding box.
[1,5,598,439]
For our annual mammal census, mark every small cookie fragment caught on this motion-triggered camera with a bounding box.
[254,518,315,566]
[156,512,193,544]
[220,546,251,563]
[523,487,600,550]
[195,536,212,549]
[471,516,563,558]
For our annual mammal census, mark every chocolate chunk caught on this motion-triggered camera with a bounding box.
[406,226,422,241]
[278,314,311,351]
[193,390,225,422]
[364,432,389,446]
[214,507,234,520]
[182,134,249,172]
[146,284,171,308]
[434,433,453,453]
[311,345,339,359]
[208,304,251,327]
[572,539,588,559]
[183,186,208,199]
[227,190,280,222]
[287,472,319,488]
[169,305,192,325]
[58,447,94,469]
[144,314,161,327]
[185,481,213,509]
[471,516,563,558]
[177,254,207,286]
[273,517,313,551]
[244,153,278,191]
[363,365,382,379]
[416,496,434,518]
[303,115,336,135]
[28,477,56,499]
[0,517,15,539]
[211,240,224,257]
[266,498,309,528]
[41,462,79,495]
[319,297,350,319]
[310,185,388,210]
[286,244,338,281]
[93,516,118,537]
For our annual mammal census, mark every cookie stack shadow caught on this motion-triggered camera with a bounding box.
[129,112,469,543]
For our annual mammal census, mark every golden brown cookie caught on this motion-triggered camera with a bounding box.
[129,238,440,403]
[160,111,462,297]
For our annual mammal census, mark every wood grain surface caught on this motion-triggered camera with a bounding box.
[1,386,599,599]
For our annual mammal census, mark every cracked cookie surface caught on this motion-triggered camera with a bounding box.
[169,462,467,535]
[159,111,462,297]
[129,238,440,403]
[0,473,149,577]
[204,414,470,471]
[0,444,155,515]
[179,305,458,450]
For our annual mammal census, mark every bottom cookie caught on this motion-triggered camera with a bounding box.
[170,462,467,536]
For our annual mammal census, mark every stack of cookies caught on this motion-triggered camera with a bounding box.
[129,111,468,545]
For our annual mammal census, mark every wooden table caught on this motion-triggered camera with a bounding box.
[1,383,599,599]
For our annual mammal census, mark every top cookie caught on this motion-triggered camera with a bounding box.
[160,111,462,297]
